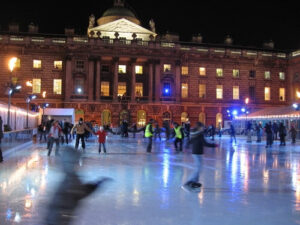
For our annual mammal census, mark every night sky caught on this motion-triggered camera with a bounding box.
[0,0,299,50]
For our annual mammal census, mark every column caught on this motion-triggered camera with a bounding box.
[113,58,119,102]
[155,61,161,102]
[65,56,72,101]
[96,60,101,101]
[131,60,136,102]
[148,61,153,102]
[88,59,94,101]
[175,60,181,102]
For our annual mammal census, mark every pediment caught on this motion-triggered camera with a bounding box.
[90,18,156,36]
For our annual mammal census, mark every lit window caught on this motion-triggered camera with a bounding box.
[75,78,84,94]
[118,65,126,74]
[53,79,62,94]
[279,72,285,80]
[164,64,171,72]
[279,88,285,101]
[137,110,146,127]
[216,85,223,99]
[32,79,41,93]
[135,66,143,74]
[181,112,188,123]
[233,69,239,78]
[199,67,206,76]
[101,82,110,96]
[181,66,188,75]
[264,87,271,101]
[33,60,42,69]
[118,82,127,96]
[233,86,239,100]
[135,83,143,97]
[15,58,21,69]
[181,83,188,98]
[54,61,63,70]
[264,71,271,79]
[216,68,223,77]
[199,84,206,98]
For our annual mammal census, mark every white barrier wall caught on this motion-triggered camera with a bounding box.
[0,101,39,130]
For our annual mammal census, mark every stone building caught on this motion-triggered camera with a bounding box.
[0,0,300,128]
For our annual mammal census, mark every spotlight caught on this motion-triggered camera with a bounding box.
[241,108,246,113]
[293,103,298,109]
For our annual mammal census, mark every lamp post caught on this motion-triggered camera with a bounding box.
[26,94,36,129]
[6,58,22,131]
[41,91,48,123]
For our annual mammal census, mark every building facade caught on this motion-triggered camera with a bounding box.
[1,0,300,128]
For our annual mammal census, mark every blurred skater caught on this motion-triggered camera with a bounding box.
[95,126,107,154]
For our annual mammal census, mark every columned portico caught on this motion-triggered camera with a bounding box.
[148,61,154,102]
[65,56,72,101]
[113,58,119,102]
[88,59,95,101]
[131,59,136,102]
[175,60,181,102]
[96,60,101,101]
[155,61,161,102]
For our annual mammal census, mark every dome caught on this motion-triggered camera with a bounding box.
[97,1,140,26]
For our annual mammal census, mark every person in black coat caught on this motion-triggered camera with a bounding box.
[278,122,286,146]
[0,116,3,163]
[182,122,217,192]
[44,147,112,225]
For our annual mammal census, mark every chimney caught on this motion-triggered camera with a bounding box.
[8,23,19,33]
[65,28,75,36]
[192,34,203,43]
[28,23,39,33]
[224,35,233,45]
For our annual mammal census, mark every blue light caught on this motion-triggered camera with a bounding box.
[164,88,169,94]
[232,110,238,116]
[241,108,246,113]
[293,103,298,109]
[227,110,230,113]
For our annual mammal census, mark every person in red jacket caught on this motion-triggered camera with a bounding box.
[95,126,107,154]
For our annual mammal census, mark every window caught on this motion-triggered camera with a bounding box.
[233,86,239,100]
[264,87,271,101]
[33,60,42,69]
[181,66,188,75]
[118,65,126,74]
[199,67,206,76]
[181,83,188,98]
[279,72,285,80]
[233,69,239,78]
[264,71,271,80]
[249,70,256,78]
[118,82,127,96]
[216,68,223,77]
[75,78,84,94]
[54,61,62,70]
[15,58,21,69]
[137,110,146,127]
[101,82,110,96]
[101,65,109,72]
[135,83,143,97]
[135,66,143,74]
[279,88,285,101]
[53,79,62,94]
[199,84,206,98]
[181,112,188,123]
[249,87,255,100]
[216,85,223,99]
[76,60,84,70]
[164,64,171,72]
[32,78,41,93]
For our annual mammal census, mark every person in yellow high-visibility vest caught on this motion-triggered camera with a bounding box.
[173,122,184,152]
[145,119,154,153]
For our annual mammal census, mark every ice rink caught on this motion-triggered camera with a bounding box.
[0,134,300,225]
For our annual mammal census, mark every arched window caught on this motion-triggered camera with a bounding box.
[181,112,188,123]
[216,113,223,128]
[120,110,130,124]
[199,112,206,125]
[101,110,111,126]
[137,110,146,127]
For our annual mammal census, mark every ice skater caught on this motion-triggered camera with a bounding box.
[44,146,112,225]
[145,119,154,153]
[48,121,62,156]
[95,126,107,154]
[182,122,217,192]
[71,118,93,152]
[173,122,184,152]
